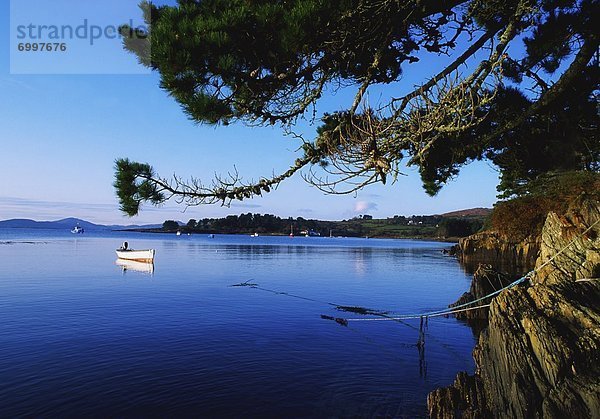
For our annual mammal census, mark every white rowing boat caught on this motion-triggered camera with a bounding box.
[116,248,155,263]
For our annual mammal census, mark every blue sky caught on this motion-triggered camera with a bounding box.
[0,0,501,225]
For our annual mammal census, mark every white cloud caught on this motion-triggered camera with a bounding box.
[354,201,378,213]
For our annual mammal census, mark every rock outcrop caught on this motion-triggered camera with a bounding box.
[428,200,600,418]
[456,232,540,276]
[450,265,514,321]
[536,199,600,286]
[427,372,489,418]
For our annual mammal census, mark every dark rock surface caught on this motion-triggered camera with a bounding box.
[428,201,600,418]
[427,372,489,419]
[456,232,539,276]
[450,265,514,321]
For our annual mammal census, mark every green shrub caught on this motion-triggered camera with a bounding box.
[490,171,600,241]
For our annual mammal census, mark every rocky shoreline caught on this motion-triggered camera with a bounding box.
[453,233,539,275]
[428,200,600,418]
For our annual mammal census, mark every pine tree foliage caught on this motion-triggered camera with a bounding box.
[116,0,598,215]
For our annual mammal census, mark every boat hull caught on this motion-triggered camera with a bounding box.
[116,249,155,263]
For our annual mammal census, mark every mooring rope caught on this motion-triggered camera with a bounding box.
[346,304,492,322]
[343,274,530,322]
[575,278,600,283]
[231,281,352,308]
[535,218,600,272]
[231,218,599,324]
[338,217,600,323]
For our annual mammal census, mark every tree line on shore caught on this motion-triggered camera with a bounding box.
[160,213,484,239]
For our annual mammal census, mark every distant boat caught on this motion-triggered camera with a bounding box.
[116,243,155,263]
[176,231,182,236]
[71,226,84,234]
[208,234,215,239]
[290,225,294,238]
[251,233,259,237]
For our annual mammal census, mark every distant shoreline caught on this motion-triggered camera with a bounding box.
[1,212,488,243]
[114,228,460,243]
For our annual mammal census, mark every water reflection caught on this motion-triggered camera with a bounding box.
[115,259,155,275]
[349,247,373,276]
[174,242,434,259]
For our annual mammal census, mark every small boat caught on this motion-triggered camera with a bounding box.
[71,226,84,234]
[176,231,182,236]
[208,234,215,239]
[116,248,155,263]
[116,242,155,263]
[251,233,259,237]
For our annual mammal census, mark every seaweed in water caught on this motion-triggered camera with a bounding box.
[334,305,388,316]
[320,315,349,327]
[0,241,47,245]
[230,280,258,287]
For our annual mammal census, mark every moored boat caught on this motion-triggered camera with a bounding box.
[116,249,155,263]
[116,243,155,263]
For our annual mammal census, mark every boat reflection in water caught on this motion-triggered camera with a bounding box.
[115,259,155,275]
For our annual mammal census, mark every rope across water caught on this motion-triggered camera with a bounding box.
[232,218,599,324]
[341,217,600,323]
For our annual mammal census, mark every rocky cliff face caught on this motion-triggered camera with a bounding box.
[450,265,513,321]
[428,201,600,418]
[456,232,539,276]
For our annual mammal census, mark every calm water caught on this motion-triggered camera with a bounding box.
[0,229,476,417]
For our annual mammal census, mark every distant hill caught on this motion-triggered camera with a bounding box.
[0,218,106,230]
[0,218,163,230]
[440,208,492,218]
[0,213,486,239]
[107,223,165,230]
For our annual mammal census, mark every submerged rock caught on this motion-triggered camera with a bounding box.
[429,201,600,418]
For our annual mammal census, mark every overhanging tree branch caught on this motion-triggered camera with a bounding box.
[481,33,598,143]
[115,0,599,214]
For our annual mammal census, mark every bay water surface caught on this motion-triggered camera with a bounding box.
[0,229,476,417]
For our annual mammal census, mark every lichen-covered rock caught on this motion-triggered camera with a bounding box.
[474,280,600,418]
[428,200,600,418]
[535,200,600,286]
